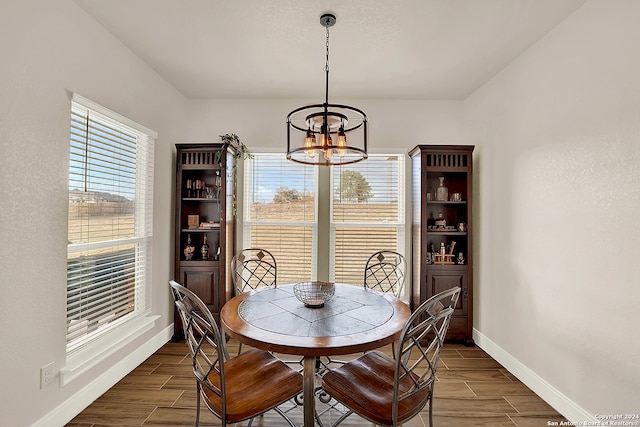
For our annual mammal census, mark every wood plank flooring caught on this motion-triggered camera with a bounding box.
[66,340,568,426]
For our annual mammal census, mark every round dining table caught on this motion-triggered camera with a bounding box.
[220,282,411,427]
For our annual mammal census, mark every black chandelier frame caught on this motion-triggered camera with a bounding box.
[286,13,368,166]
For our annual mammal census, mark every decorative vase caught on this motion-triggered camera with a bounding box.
[184,234,195,260]
[435,176,448,201]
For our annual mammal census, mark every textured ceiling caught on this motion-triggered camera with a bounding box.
[74,0,587,100]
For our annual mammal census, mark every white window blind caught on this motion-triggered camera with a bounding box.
[67,95,155,354]
[243,154,317,283]
[331,155,405,286]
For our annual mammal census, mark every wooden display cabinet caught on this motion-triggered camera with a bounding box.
[410,145,474,346]
[172,143,235,340]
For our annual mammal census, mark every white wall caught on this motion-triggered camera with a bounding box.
[0,1,185,425]
[465,0,640,417]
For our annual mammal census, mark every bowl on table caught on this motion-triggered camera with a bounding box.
[293,281,335,308]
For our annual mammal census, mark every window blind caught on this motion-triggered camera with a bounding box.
[243,154,317,282]
[331,155,405,285]
[67,96,154,353]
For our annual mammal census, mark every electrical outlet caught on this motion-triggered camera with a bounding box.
[40,362,55,388]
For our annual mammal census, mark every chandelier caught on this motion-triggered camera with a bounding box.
[286,13,368,166]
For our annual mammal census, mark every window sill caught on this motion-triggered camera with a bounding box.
[60,311,159,387]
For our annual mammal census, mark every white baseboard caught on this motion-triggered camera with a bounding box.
[472,328,596,423]
[32,324,174,427]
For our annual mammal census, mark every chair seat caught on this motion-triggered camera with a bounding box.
[322,350,431,426]
[202,348,303,423]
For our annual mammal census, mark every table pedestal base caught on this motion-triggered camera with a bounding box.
[303,356,316,426]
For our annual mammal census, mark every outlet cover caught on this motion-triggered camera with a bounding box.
[40,362,55,388]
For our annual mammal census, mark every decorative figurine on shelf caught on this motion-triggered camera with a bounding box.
[457,252,465,265]
[435,176,448,201]
[434,241,456,265]
[200,235,210,260]
[435,211,447,228]
[213,246,220,261]
[184,234,195,260]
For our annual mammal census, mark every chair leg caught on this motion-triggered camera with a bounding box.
[428,391,433,427]
[237,341,243,355]
[195,382,201,427]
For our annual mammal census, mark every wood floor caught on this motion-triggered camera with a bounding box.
[66,339,567,427]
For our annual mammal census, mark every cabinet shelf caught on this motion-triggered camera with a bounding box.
[180,259,220,266]
[182,198,222,202]
[181,165,222,171]
[426,230,467,236]
[426,263,467,270]
[182,227,220,232]
[426,200,466,205]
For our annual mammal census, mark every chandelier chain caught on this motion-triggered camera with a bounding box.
[325,25,330,73]
[324,24,330,104]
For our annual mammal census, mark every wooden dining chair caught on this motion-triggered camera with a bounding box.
[364,250,407,297]
[231,248,277,293]
[321,286,461,427]
[169,280,302,427]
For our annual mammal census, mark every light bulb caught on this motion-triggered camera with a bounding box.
[319,132,332,149]
[336,126,347,156]
[304,129,316,158]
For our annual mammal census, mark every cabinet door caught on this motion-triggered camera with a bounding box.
[180,267,221,312]
[172,267,221,341]
[425,268,470,341]
[425,269,468,316]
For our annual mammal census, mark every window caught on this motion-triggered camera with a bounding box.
[331,155,405,286]
[243,153,405,291]
[243,154,317,283]
[67,94,156,355]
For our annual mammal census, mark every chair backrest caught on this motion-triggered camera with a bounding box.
[231,248,277,293]
[392,286,461,424]
[169,281,230,419]
[364,250,407,297]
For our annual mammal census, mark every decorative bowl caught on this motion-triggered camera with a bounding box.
[293,281,335,308]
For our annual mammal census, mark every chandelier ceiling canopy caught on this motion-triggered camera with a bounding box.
[286,13,368,166]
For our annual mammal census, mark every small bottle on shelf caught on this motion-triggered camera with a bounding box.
[200,235,210,260]
[435,176,448,201]
[183,234,195,260]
